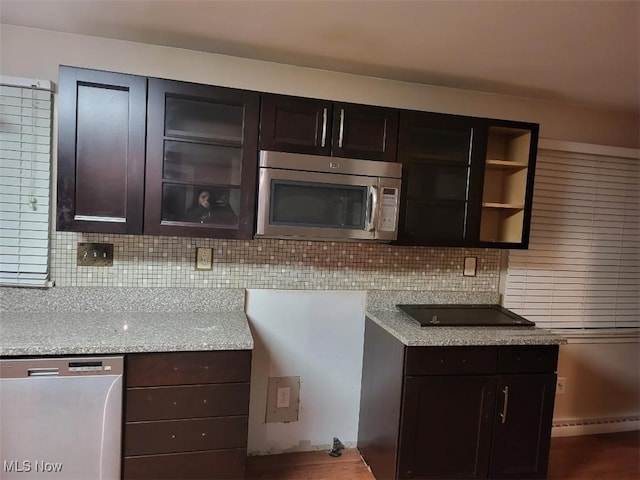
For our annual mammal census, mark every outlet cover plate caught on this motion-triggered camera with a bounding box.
[463,256,477,276]
[77,243,113,266]
[266,376,300,423]
[195,247,213,270]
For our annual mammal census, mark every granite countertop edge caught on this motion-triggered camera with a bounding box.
[366,310,568,347]
[0,342,254,357]
[0,311,254,357]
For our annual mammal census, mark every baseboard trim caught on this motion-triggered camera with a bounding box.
[552,416,640,437]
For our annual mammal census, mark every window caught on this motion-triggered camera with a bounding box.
[0,76,53,287]
[504,140,639,331]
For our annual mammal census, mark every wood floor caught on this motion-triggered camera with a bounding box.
[548,430,639,480]
[246,448,375,480]
[246,431,639,479]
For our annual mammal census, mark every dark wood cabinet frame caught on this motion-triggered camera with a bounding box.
[56,66,538,248]
[358,318,558,479]
[57,66,147,234]
[144,78,260,239]
[123,350,252,480]
[260,93,399,162]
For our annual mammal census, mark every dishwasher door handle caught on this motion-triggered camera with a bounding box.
[28,368,60,376]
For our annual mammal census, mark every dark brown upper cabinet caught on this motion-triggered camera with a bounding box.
[477,120,539,249]
[57,66,537,247]
[57,66,147,234]
[395,111,486,246]
[259,94,399,162]
[144,79,260,239]
[395,111,538,249]
[57,67,260,240]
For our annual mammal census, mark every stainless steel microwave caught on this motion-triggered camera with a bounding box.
[256,151,402,241]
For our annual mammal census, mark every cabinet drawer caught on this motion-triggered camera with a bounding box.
[125,416,248,455]
[126,383,250,421]
[123,448,246,479]
[497,345,559,373]
[126,351,251,387]
[405,346,497,376]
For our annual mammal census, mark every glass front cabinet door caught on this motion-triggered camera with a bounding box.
[396,111,538,248]
[145,79,259,239]
[396,111,485,246]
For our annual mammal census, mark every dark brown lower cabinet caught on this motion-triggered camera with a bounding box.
[399,375,496,479]
[123,351,251,480]
[489,374,557,479]
[358,318,558,480]
[123,450,247,480]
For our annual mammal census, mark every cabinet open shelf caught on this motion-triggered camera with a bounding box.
[482,202,524,209]
[479,126,532,243]
[480,208,525,243]
[485,159,528,169]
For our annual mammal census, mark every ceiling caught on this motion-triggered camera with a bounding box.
[1,0,638,114]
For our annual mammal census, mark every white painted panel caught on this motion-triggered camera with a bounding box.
[245,289,366,455]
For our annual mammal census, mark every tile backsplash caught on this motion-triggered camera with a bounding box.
[51,232,501,291]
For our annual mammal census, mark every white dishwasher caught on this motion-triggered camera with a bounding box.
[0,356,123,479]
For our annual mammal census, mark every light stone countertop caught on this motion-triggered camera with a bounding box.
[367,309,567,347]
[0,311,253,356]
[0,287,253,356]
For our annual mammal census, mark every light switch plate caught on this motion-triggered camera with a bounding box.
[195,247,213,270]
[463,256,477,276]
[77,243,113,266]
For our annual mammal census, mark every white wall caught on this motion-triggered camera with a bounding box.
[245,290,366,455]
[555,337,640,423]
[1,24,638,148]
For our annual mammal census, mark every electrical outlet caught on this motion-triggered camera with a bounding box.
[276,387,291,408]
[556,377,566,395]
[77,243,113,266]
[266,376,299,423]
[195,247,213,270]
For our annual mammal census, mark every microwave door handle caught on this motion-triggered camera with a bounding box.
[320,108,328,148]
[365,185,379,232]
[338,108,345,148]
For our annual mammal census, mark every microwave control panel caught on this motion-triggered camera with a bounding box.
[379,187,399,231]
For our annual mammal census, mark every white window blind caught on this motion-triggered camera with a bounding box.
[0,76,53,287]
[504,140,639,331]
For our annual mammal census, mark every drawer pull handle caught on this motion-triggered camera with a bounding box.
[500,386,509,424]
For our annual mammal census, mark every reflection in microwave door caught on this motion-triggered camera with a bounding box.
[274,195,327,223]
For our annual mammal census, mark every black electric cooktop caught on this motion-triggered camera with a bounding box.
[397,304,535,327]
